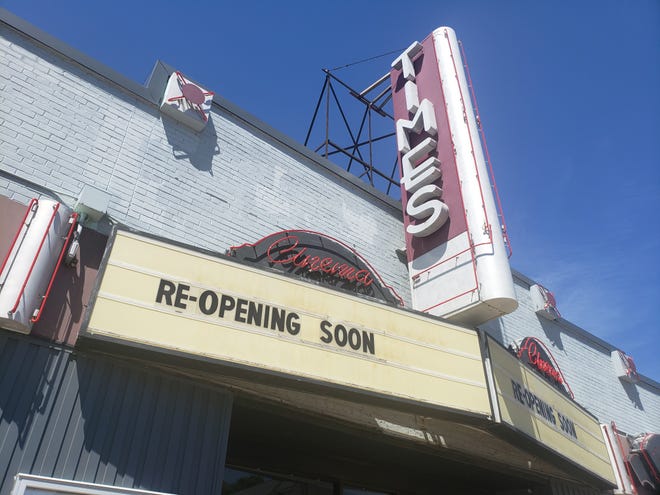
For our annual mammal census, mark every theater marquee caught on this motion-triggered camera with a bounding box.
[83,230,491,416]
[485,336,616,485]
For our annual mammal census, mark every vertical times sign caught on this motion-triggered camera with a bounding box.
[390,27,517,326]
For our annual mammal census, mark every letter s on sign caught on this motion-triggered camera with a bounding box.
[320,320,333,344]
[406,184,449,237]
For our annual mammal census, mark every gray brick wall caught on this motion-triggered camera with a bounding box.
[0,22,411,304]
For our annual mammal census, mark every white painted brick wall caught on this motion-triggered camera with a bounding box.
[2,21,658,437]
[0,23,411,305]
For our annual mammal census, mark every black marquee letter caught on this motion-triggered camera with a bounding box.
[156,279,176,306]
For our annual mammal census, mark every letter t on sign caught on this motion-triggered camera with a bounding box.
[392,41,423,81]
[392,41,423,114]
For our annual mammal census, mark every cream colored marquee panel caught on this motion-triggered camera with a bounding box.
[85,231,491,416]
[487,337,616,484]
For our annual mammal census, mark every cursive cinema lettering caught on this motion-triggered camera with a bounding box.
[518,338,564,386]
[266,235,374,287]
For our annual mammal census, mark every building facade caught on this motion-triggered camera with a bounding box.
[1,8,658,495]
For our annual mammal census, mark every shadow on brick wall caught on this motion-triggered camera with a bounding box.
[621,380,644,411]
[478,317,505,345]
[539,317,565,351]
[161,114,220,175]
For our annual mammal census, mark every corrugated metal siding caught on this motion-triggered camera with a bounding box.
[0,332,233,495]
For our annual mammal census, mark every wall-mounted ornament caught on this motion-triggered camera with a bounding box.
[160,71,214,131]
[612,350,640,384]
[530,284,561,320]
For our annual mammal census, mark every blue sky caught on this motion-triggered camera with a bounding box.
[2,0,659,380]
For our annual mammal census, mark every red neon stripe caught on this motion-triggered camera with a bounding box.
[639,434,660,482]
[531,337,574,399]
[445,31,493,247]
[612,422,638,495]
[417,241,495,311]
[421,287,478,314]
[0,198,38,277]
[458,40,512,258]
[413,245,473,281]
[420,32,519,312]
[195,105,208,122]
[417,32,479,312]
[10,202,60,314]
[31,213,78,323]
[602,424,626,491]
[412,239,494,282]
[175,71,186,87]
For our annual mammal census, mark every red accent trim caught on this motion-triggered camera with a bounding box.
[413,239,492,283]
[0,198,38,277]
[638,433,660,482]
[420,32,516,313]
[602,424,627,490]
[169,71,214,123]
[264,235,375,287]
[458,40,512,258]
[445,32,494,248]
[521,340,563,385]
[619,351,639,381]
[533,338,573,398]
[417,33,479,312]
[175,71,214,97]
[228,229,405,306]
[421,287,477,313]
[538,285,560,318]
[10,202,60,314]
[613,422,638,495]
[31,213,78,323]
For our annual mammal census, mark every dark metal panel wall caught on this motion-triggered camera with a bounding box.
[549,479,600,495]
[0,332,233,495]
